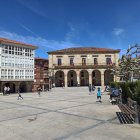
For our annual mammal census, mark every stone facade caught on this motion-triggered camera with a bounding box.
[48,47,120,87]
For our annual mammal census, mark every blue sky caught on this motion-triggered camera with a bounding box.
[0,0,140,58]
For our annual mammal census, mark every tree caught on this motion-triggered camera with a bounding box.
[112,44,140,81]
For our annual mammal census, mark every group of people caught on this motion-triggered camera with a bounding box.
[17,86,43,100]
[3,83,121,102]
[3,85,23,99]
[88,84,122,103]
[3,86,10,95]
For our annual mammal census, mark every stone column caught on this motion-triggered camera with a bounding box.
[64,70,68,87]
[76,70,80,86]
[88,70,92,85]
[101,70,105,86]
[64,74,67,87]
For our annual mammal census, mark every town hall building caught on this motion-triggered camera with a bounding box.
[48,47,120,88]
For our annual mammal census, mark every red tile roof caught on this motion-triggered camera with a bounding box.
[0,37,38,49]
[35,57,48,61]
[48,47,120,54]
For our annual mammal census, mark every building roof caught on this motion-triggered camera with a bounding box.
[0,37,38,49]
[35,57,48,61]
[48,47,120,54]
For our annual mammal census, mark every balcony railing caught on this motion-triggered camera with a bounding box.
[54,63,114,69]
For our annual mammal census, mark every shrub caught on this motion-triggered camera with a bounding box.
[110,80,140,105]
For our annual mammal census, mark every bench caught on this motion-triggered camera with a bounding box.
[117,98,139,124]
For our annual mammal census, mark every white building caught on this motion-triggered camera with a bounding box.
[0,38,37,93]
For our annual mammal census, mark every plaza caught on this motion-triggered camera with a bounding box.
[0,87,139,140]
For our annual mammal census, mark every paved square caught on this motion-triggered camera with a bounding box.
[0,87,140,140]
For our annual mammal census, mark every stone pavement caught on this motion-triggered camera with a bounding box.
[0,87,140,140]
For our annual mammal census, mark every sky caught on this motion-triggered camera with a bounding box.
[0,0,140,58]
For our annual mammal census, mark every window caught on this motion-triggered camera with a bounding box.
[82,58,86,65]
[94,58,98,65]
[70,58,74,65]
[106,58,112,65]
[58,58,62,66]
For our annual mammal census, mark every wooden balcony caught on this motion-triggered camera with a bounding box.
[54,63,114,69]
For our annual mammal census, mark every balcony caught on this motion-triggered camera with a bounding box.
[54,63,114,69]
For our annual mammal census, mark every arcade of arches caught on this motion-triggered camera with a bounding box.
[0,81,33,93]
[54,69,115,87]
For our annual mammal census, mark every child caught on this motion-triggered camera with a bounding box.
[97,87,102,102]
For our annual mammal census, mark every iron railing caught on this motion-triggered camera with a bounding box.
[54,63,114,69]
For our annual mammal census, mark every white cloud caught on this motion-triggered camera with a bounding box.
[18,23,39,37]
[65,23,77,41]
[0,30,78,53]
[112,28,124,36]
[17,0,48,18]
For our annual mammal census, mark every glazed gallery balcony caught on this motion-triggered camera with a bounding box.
[54,63,114,69]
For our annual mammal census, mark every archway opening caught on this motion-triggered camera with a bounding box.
[3,83,16,93]
[67,70,77,87]
[80,70,89,86]
[104,70,114,85]
[55,71,65,87]
[19,82,27,93]
[92,70,101,86]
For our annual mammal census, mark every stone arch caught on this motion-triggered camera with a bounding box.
[19,82,27,92]
[67,70,77,87]
[80,70,89,86]
[2,82,16,93]
[104,70,114,85]
[55,70,65,87]
[92,70,101,86]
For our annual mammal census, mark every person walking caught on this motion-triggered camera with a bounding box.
[37,86,42,96]
[97,87,102,102]
[88,84,92,95]
[62,82,64,88]
[3,86,7,95]
[7,86,10,95]
[92,84,96,92]
[17,89,23,100]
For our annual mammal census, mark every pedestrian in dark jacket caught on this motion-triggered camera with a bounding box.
[17,89,23,100]
[110,88,120,100]
[89,84,92,95]
[37,87,42,96]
